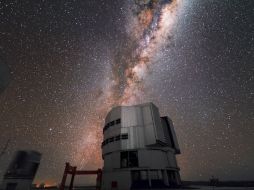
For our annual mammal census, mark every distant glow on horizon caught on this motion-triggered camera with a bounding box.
[0,0,253,184]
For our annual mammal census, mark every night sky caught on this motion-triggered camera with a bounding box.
[0,0,254,186]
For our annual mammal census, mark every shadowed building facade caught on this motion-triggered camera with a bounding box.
[101,102,181,190]
[1,150,41,190]
[0,62,11,94]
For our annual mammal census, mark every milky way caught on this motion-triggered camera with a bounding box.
[0,0,253,186]
[112,0,182,105]
[73,0,183,173]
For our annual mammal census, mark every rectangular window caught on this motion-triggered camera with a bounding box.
[116,118,121,124]
[109,137,114,142]
[115,135,121,141]
[121,134,128,140]
[120,151,138,168]
[104,124,109,132]
[120,151,128,168]
[129,151,139,167]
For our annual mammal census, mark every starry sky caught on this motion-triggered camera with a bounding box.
[0,0,254,186]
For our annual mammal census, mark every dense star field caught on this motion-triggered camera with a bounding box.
[0,0,253,186]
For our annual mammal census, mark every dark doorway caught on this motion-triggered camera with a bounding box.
[167,170,177,187]
[6,183,17,190]
[131,170,149,189]
[150,170,166,188]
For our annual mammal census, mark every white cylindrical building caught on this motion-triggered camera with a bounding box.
[101,102,181,190]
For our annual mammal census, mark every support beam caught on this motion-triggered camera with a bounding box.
[69,166,77,190]
[59,162,102,190]
[76,170,99,175]
[59,162,70,190]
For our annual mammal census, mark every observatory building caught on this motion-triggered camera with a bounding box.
[101,102,181,190]
[1,150,41,190]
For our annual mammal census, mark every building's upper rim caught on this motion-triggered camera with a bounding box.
[16,150,42,156]
[110,102,157,111]
[104,102,159,123]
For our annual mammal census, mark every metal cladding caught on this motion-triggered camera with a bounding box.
[101,102,181,190]
[102,102,181,156]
